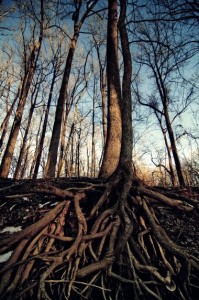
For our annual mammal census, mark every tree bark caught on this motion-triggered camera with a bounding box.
[32,66,57,179]
[117,0,133,175]
[44,31,78,178]
[0,48,38,177]
[99,0,122,179]
[163,100,185,186]
[45,0,98,178]
[155,111,176,186]
[0,0,44,178]
[91,76,96,177]
[95,44,107,146]
[14,81,40,179]
[0,84,21,152]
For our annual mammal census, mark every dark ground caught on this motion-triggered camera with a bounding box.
[0,178,198,300]
[0,178,198,257]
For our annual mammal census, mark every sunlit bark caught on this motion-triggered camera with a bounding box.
[99,0,122,178]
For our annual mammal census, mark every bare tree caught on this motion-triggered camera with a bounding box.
[14,73,42,179]
[0,82,21,152]
[57,55,89,177]
[45,0,98,178]
[32,52,61,179]
[0,0,45,177]
[132,15,196,186]
[89,15,107,146]
[90,74,97,177]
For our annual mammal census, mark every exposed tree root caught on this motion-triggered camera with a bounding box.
[0,177,198,300]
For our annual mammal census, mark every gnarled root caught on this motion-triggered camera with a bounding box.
[0,178,198,299]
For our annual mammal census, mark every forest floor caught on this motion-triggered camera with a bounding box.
[0,178,199,300]
[1,178,198,258]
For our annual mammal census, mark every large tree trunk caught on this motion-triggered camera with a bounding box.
[117,0,133,175]
[99,0,122,178]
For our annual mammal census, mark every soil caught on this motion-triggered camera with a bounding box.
[0,178,198,258]
[0,178,198,299]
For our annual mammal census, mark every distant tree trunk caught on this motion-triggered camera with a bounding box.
[69,127,75,177]
[101,77,107,146]
[45,0,98,178]
[14,81,40,179]
[75,126,81,177]
[44,34,78,177]
[163,131,176,186]
[95,45,107,145]
[0,1,44,178]
[20,143,30,179]
[99,0,122,178]
[163,101,185,186]
[155,111,176,186]
[29,108,44,178]
[0,84,21,152]
[57,111,68,177]
[0,48,39,177]
[33,66,57,179]
[57,62,88,178]
[91,76,96,177]
[64,123,74,177]
[87,147,90,177]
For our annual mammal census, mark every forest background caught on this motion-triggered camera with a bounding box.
[0,1,199,300]
[0,0,198,186]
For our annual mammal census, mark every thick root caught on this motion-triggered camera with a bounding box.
[0,178,198,299]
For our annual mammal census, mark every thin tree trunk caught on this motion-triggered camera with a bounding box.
[33,67,57,179]
[29,108,44,178]
[57,66,88,178]
[163,104,185,186]
[91,76,96,177]
[0,84,21,152]
[75,126,81,177]
[64,123,74,177]
[70,127,75,177]
[45,0,98,178]
[0,51,38,177]
[155,112,176,186]
[153,53,185,186]
[44,35,78,178]
[0,1,44,177]
[96,46,107,145]
[87,147,90,177]
[57,112,67,177]
[14,82,40,179]
[20,143,30,179]
[163,131,176,186]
